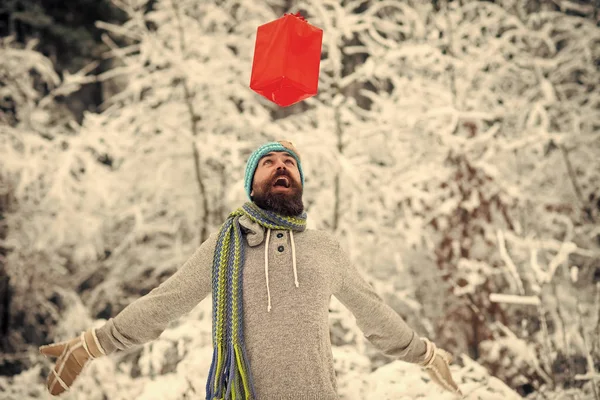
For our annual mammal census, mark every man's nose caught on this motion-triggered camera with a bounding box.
[275,160,287,169]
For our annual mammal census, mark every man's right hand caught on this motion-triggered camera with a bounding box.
[39,328,106,396]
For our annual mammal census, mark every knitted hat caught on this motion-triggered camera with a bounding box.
[244,140,304,200]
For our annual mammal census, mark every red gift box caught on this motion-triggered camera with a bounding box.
[250,12,323,107]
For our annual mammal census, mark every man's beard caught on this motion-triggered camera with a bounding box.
[252,170,304,217]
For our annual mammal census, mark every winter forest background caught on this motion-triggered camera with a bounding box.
[0,0,599,399]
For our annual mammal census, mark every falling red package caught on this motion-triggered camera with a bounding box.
[250,12,323,107]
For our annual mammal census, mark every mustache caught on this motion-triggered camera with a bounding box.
[271,169,294,186]
[261,169,299,191]
[273,169,290,179]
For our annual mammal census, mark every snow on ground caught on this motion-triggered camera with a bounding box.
[1,345,525,400]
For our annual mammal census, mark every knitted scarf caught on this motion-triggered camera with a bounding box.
[205,201,307,400]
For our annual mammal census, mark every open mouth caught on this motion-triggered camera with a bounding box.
[273,176,290,188]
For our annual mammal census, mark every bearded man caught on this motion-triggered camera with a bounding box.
[39,140,462,399]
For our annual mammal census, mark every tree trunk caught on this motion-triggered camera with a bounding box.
[171,0,211,243]
[0,177,11,352]
[0,269,10,351]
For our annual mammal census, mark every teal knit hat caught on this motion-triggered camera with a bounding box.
[244,140,304,200]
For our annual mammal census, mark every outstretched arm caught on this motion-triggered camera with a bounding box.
[332,240,427,363]
[39,232,219,396]
[331,240,462,395]
[95,231,218,354]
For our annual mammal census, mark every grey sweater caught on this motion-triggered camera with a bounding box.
[96,215,427,399]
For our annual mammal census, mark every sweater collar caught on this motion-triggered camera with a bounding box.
[237,213,300,313]
[239,214,265,247]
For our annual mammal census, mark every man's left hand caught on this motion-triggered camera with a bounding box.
[419,338,463,396]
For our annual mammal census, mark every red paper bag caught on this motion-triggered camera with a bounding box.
[250,12,323,107]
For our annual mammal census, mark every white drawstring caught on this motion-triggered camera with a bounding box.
[264,229,300,313]
[265,228,272,312]
[290,230,299,287]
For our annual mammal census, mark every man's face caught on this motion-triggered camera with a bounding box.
[250,151,304,216]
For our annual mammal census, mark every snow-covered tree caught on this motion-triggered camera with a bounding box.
[267,0,599,396]
[0,35,104,369]
[323,1,600,396]
[1,0,598,398]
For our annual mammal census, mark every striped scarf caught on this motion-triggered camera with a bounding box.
[205,201,307,400]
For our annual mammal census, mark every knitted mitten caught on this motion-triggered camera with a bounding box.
[419,338,463,396]
[39,328,106,396]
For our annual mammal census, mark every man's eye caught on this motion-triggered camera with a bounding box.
[286,160,294,165]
